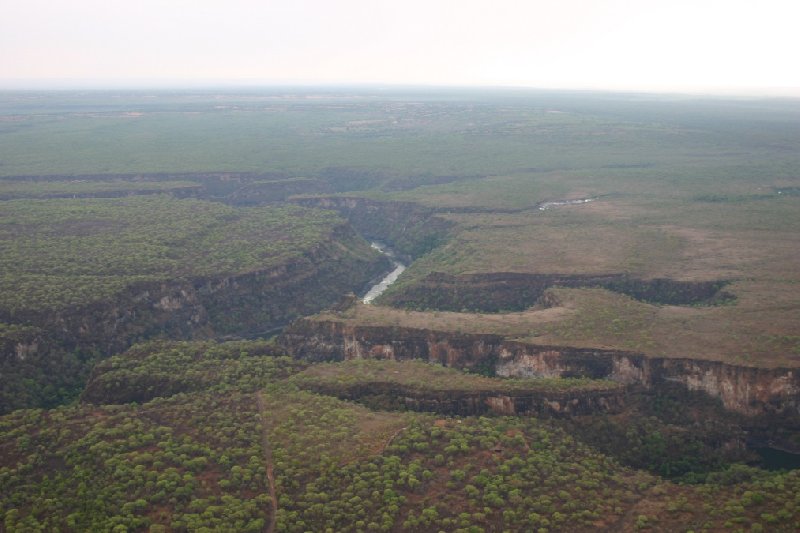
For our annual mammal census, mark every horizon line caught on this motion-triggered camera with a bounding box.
[1,79,800,99]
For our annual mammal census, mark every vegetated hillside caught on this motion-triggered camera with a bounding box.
[0,196,389,413]
[0,196,351,313]
[2,340,800,532]
[80,340,305,405]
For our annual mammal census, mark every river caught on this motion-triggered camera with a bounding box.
[362,242,406,304]
[538,197,597,210]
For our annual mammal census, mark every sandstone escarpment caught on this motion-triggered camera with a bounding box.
[278,318,800,419]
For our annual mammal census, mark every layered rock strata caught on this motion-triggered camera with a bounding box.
[279,319,800,418]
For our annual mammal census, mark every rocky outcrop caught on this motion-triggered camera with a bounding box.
[289,196,453,261]
[279,320,502,366]
[278,319,800,418]
[381,271,734,312]
[650,358,800,418]
[299,381,625,417]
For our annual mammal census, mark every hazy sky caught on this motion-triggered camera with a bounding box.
[2,0,799,93]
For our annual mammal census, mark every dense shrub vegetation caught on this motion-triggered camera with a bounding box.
[274,414,656,532]
[0,196,344,314]
[0,322,94,413]
[82,340,307,404]
[0,393,271,532]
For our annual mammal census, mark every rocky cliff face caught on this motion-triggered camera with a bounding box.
[279,318,800,419]
[280,319,503,366]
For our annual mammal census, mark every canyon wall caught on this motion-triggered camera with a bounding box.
[279,318,800,418]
